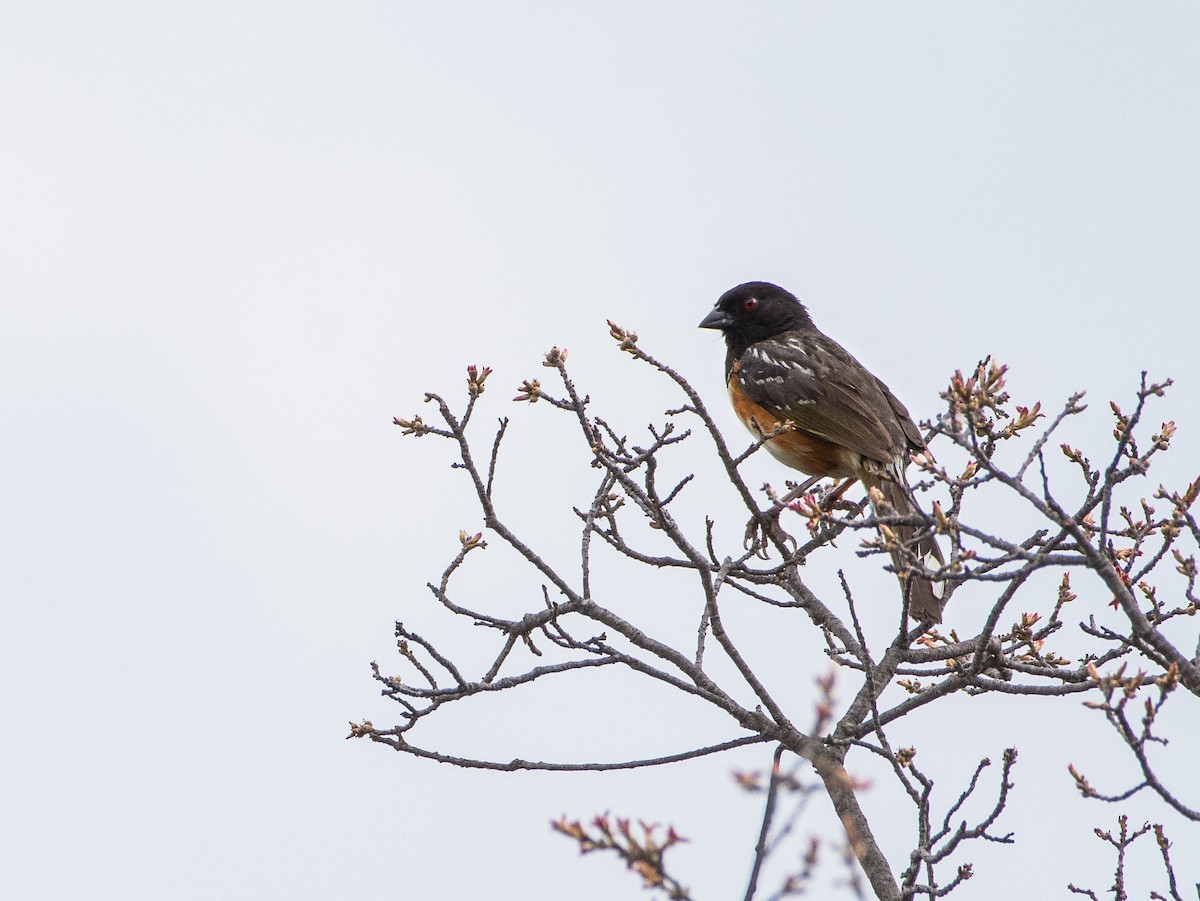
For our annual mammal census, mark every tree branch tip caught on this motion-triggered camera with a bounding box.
[606,320,639,351]
[513,378,542,403]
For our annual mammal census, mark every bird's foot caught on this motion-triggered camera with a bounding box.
[744,508,797,559]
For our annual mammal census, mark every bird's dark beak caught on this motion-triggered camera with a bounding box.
[698,308,734,330]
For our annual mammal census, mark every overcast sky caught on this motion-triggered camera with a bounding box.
[3,4,1199,899]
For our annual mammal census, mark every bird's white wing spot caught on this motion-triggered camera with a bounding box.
[751,342,816,377]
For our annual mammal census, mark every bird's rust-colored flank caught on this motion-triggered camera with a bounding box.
[727,372,855,478]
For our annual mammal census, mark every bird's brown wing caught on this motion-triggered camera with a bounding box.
[873,375,926,451]
[734,330,916,465]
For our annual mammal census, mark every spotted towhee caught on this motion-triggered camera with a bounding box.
[700,281,946,624]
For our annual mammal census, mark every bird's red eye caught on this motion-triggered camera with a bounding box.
[743,297,758,311]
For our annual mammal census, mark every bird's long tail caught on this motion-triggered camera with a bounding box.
[862,468,946,624]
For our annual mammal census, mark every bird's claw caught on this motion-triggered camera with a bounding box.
[744,510,797,559]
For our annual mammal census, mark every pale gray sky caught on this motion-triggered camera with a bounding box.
[3,4,1199,899]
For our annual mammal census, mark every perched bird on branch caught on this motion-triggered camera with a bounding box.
[700,281,946,624]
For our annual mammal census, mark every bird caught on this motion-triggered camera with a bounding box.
[699,281,947,624]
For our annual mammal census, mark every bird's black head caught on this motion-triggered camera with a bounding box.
[699,282,813,354]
